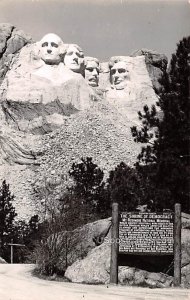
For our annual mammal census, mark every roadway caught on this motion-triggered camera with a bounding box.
[0,264,189,300]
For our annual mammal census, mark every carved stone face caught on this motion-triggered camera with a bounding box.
[110,61,129,90]
[40,33,62,65]
[85,60,100,87]
[64,45,84,73]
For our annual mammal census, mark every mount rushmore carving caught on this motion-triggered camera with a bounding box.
[0,24,167,218]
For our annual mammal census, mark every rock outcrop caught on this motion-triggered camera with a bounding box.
[32,55,159,202]
[0,93,145,218]
[100,49,167,95]
[0,41,97,134]
[0,24,162,219]
[132,48,168,94]
[0,127,39,165]
[0,23,32,84]
[105,55,159,126]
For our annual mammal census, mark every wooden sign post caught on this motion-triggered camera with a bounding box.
[174,203,181,286]
[8,239,25,264]
[110,202,119,284]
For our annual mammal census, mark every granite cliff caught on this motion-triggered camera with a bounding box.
[0,23,32,84]
[0,23,165,219]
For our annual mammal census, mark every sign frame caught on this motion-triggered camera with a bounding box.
[110,203,181,286]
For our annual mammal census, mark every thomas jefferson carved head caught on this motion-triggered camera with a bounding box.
[109,60,130,90]
[64,44,85,75]
[84,57,100,87]
[39,33,63,65]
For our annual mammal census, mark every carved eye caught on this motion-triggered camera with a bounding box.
[51,42,58,48]
[66,51,73,56]
[76,52,84,58]
[111,69,116,75]
[42,42,48,47]
[118,68,127,73]
[86,68,93,72]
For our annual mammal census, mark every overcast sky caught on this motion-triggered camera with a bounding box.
[0,0,189,61]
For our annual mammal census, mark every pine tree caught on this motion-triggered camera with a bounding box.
[0,180,17,260]
[131,36,190,212]
[68,157,105,210]
[106,162,142,211]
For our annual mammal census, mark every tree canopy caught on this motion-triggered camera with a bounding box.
[131,36,190,212]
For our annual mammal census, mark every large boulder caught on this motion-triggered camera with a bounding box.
[65,242,173,287]
[64,216,190,288]
[0,257,7,264]
[65,243,111,284]
[35,218,112,274]
[119,267,172,288]
[181,215,190,288]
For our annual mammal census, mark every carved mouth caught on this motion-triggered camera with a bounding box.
[114,80,122,85]
[88,80,98,87]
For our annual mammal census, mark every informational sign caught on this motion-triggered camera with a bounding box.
[119,212,174,254]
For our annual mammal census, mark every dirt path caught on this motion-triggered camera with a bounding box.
[0,264,189,300]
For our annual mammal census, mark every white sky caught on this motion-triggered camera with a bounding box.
[0,0,189,61]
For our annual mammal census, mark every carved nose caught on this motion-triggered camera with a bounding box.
[47,49,52,54]
[92,70,98,76]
